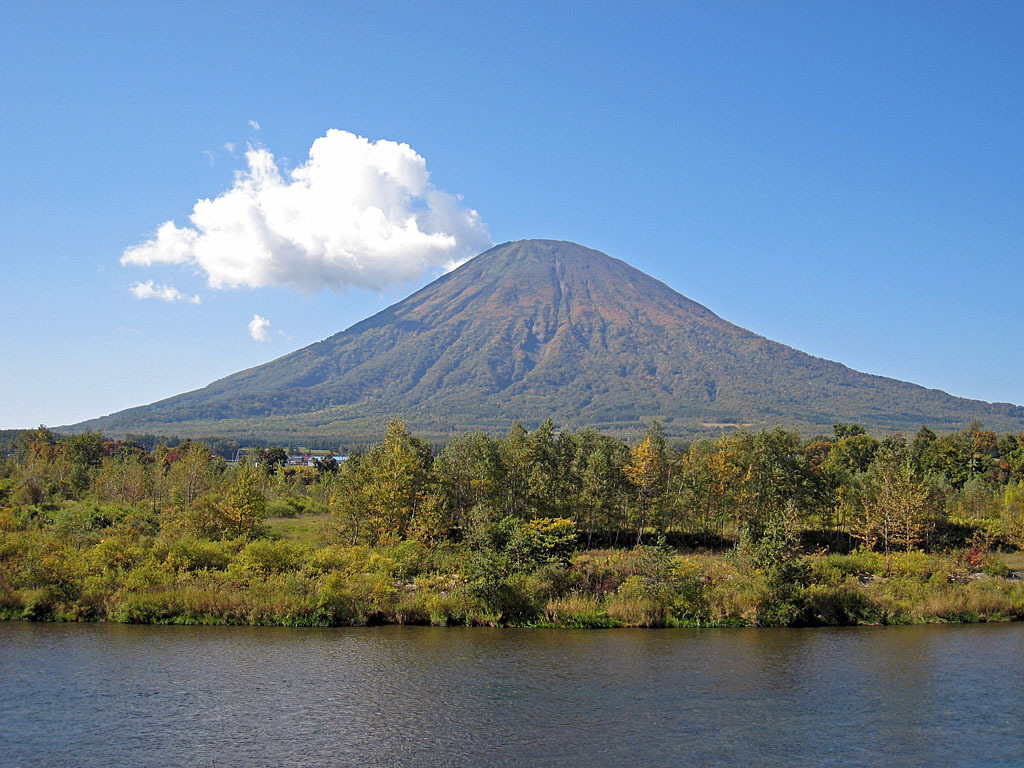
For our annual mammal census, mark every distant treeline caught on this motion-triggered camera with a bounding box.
[0,430,362,461]
[1,420,1023,627]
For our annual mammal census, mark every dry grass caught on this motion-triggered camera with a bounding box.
[544,592,616,628]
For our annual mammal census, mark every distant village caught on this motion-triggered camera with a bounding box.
[232,447,347,467]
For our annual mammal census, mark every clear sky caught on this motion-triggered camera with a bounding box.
[2,1,1022,429]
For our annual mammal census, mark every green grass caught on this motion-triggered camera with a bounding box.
[264,514,330,547]
[996,551,1024,571]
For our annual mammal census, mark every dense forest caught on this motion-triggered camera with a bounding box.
[2,420,1023,627]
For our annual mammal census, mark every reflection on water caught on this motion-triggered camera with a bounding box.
[1,622,1022,767]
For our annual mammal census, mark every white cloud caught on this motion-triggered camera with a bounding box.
[248,120,261,131]
[130,280,201,304]
[248,314,270,342]
[121,129,491,293]
[224,141,236,154]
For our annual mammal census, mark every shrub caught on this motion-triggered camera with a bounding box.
[667,577,711,626]
[826,548,884,575]
[508,517,578,569]
[570,550,630,594]
[87,535,146,574]
[235,539,310,576]
[527,563,576,602]
[423,588,487,626]
[109,590,183,624]
[981,556,1011,578]
[801,582,874,625]
[607,576,671,627]
[307,545,367,574]
[316,571,398,625]
[266,499,302,518]
[19,588,53,621]
[166,538,234,572]
[385,539,430,580]
[706,573,765,626]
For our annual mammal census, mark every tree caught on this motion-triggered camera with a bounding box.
[675,434,747,540]
[498,423,531,520]
[739,427,815,528]
[168,442,215,509]
[575,430,630,547]
[313,454,339,474]
[258,446,288,472]
[624,422,669,546]
[737,503,807,626]
[832,423,866,440]
[63,431,106,495]
[433,431,503,534]
[851,445,930,552]
[525,420,562,519]
[825,433,879,477]
[910,426,938,475]
[220,460,267,538]
[13,426,55,461]
[931,433,973,489]
[93,454,152,505]
[345,418,432,545]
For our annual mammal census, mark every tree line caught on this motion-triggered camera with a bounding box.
[3,419,1024,553]
[3,420,1024,627]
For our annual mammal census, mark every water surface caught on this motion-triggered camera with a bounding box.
[1,622,1022,767]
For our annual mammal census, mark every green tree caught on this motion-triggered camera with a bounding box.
[624,422,669,546]
[852,445,930,552]
[168,442,215,509]
[349,418,432,545]
[832,423,866,440]
[675,433,747,540]
[739,427,815,528]
[13,426,55,462]
[825,433,879,477]
[910,426,938,475]
[220,460,267,538]
[737,504,807,626]
[258,446,288,472]
[62,431,106,496]
[525,420,561,518]
[498,423,531,520]
[575,430,630,547]
[433,431,503,534]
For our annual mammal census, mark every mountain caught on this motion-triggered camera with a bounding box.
[70,239,1024,442]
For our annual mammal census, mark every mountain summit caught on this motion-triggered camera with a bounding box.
[73,239,1024,441]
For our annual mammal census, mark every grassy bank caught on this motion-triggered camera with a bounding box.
[3,522,1022,628]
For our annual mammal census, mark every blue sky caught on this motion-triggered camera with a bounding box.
[2,2,1022,429]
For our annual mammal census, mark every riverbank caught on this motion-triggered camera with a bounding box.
[4,540,1023,628]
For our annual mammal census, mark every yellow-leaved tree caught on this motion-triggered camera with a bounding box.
[623,422,669,547]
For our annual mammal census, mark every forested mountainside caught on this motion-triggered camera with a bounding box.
[69,240,1024,442]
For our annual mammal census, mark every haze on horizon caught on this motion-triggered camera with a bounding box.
[2,3,1022,428]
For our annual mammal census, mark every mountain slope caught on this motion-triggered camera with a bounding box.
[71,240,1024,441]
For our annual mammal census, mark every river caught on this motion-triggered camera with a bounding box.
[1,622,1022,767]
